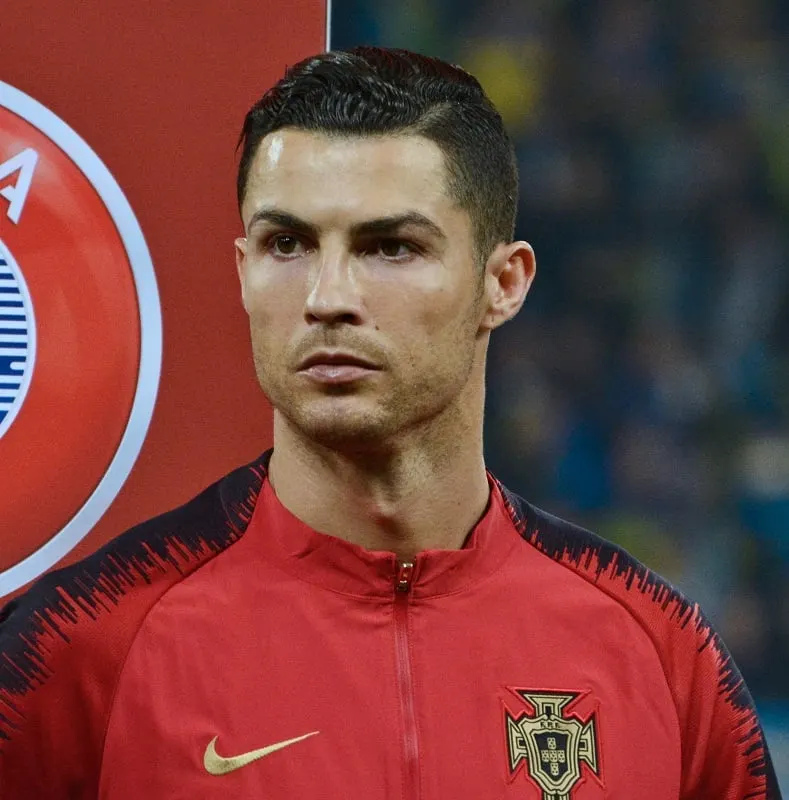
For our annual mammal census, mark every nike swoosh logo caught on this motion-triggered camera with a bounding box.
[203,731,320,776]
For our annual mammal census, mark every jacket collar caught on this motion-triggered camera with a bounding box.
[247,470,521,599]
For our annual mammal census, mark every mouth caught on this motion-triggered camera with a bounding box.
[299,351,379,370]
[297,351,381,384]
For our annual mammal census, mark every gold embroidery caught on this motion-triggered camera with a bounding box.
[203,730,320,776]
[506,691,598,800]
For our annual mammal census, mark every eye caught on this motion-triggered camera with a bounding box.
[374,238,415,260]
[268,234,305,257]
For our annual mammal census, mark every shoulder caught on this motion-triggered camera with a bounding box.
[0,451,270,795]
[495,480,779,798]
[497,482,702,641]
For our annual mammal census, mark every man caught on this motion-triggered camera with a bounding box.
[0,47,780,799]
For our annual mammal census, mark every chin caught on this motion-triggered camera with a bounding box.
[301,416,394,451]
[280,397,397,450]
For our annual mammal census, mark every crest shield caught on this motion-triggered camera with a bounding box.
[505,690,600,800]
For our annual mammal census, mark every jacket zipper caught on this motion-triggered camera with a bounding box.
[394,560,420,799]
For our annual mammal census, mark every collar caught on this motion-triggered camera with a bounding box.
[247,473,521,600]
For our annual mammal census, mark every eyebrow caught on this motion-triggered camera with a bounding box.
[246,207,447,242]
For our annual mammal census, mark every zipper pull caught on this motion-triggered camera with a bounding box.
[396,561,414,593]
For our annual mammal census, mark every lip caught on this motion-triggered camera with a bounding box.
[298,351,379,370]
[299,364,378,384]
[297,351,380,385]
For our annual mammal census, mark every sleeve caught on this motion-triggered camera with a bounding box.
[0,461,259,798]
[509,499,783,800]
[0,583,115,799]
[670,605,782,800]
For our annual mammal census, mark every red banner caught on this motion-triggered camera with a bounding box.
[0,1,328,596]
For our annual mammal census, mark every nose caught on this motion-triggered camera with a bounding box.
[304,248,365,326]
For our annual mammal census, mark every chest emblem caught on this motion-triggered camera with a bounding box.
[504,690,600,799]
[203,731,320,776]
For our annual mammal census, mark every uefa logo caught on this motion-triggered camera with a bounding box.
[0,83,162,596]
[0,239,35,440]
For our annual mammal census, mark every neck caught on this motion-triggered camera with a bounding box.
[267,405,490,562]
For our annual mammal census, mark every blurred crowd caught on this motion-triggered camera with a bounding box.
[333,0,789,702]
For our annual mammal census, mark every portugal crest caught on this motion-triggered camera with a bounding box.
[505,690,600,799]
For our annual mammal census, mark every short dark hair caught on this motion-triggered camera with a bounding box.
[237,47,518,263]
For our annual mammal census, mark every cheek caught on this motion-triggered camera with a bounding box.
[395,293,477,374]
[244,277,302,365]
[244,264,303,322]
[415,285,477,340]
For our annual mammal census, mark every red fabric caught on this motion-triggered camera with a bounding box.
[0,457,777,799]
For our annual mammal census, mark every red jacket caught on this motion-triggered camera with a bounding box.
[0,451,780,798]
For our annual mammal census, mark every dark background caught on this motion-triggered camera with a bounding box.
[331,0,789,784]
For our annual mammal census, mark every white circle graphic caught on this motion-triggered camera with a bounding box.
[0,82,163,596]
[0,239,36,441]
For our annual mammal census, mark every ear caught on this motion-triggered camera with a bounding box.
[479,240,536,331]
[234,236,249,312]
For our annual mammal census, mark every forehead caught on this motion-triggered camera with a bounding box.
[241,129,456,227]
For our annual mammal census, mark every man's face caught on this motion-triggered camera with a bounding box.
[236,129,489,449]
